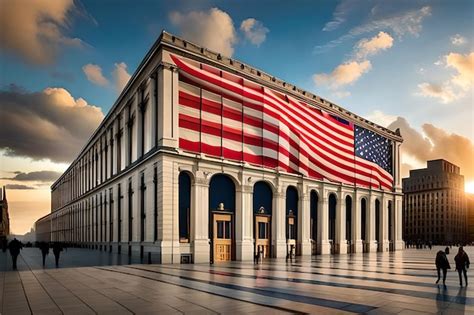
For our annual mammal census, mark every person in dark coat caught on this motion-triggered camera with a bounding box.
[52,242,63,268]
[435,247,451,285]
[38,242,50,267]
[454,246,470,287]
[8,238,23,270]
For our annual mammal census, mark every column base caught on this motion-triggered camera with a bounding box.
[236,239,254,261]
[368,241,378,253]
[318,240,331,254]
[337,241,347,254]
[160,241,181,264]
[395,240,405,251]
[299,239,312,256]
[354,240,363,253]
[273,239,287,258]
[379,240,390,252]
[192,239,210,263]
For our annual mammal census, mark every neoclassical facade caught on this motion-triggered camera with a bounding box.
[36,32,404,264]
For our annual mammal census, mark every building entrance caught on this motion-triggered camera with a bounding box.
[212,213,233,262]
[254,214,271,258]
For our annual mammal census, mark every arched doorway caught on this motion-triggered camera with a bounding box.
[253,181,272,259]
[345,196,352,253]
[361,198,367,252]
[375,199,381,251]
[310,191,318,255]
[209,174,235,262]
[328,193,337,254]
[286,186,298,257]
[179,172,191,243]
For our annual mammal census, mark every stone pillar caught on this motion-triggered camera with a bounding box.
[235,184,254,261]
[336,192,347,254]
[192,175,210,263]
[150,73,158,148]
[273,191,287,258]
[157,64,179,148]
[367,194,377,252]
[380,195,390,252]
[144,167,155,243]
[318,194,330,254]
[395,194,404,250]
[353,191,363,253]
[298,190,312,256]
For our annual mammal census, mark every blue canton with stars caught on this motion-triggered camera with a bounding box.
[354,126,393,174]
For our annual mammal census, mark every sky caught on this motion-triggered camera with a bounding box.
[0,0,473,234]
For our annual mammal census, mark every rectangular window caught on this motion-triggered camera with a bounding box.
[128,178,133,242]
[153,166,158,241]
[140,172,146,242]
[117,183,122,242]
[109,188,113,242]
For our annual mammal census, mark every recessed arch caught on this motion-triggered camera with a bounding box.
[310,190,318,254]
[253,181,273,215]
[209,174,236,212]
[328,193,337,243]
[375,198,381,249]
[345,195,352,247]
[179,171,192,242]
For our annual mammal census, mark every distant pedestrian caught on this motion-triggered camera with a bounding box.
[454,246,470,287]
[435,247,451,285]
[52,243,63,268]
[38,242,50,267]
[8,238,23,270]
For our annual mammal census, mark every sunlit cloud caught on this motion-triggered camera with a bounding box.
[170,7,237,57]
[2,171,62,183]
[240,18,269,46]
[364,110,397,127]
[0,86,103,163]
[83,63,109,86]
[446,52,474,91]
[112,62,132,93]
[354,31,393,59]
[314,60,372,89]
[417,82,459,104]
[0,0,84,64]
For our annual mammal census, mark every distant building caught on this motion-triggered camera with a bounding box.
[0,186,10,240]
[467,194,474,243]
[403,159,467,244]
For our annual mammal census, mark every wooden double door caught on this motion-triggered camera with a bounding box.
[255,215,271,258]
[212,213,233,262]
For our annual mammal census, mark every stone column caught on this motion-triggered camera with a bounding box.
[367,194,378,252]
[192,175,210,263]
[150,73,158,148]
[380,194,390,252]
[298,190,312,256]
[317,193,330,254]
[235,184,254,261]
[157,63,179,148]
[395,194,404,250]
[353,191,363,253]
[273,190,287,258]
[336,192,347,254]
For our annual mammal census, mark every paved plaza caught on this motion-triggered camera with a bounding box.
[0,246,472,314]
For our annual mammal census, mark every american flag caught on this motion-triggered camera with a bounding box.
[171,55,393,190]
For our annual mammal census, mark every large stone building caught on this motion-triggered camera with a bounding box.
[403,159,467,244]
[36,32,404,264]
[467,194,474,243]
[0,186,10,240]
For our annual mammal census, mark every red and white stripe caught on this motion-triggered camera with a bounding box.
[172,55,393,190]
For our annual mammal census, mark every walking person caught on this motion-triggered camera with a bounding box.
[435,247,451,285]
[8,238,23,270]
[38,242,50,267]
[52,242,63,268]
[454,246,470,287]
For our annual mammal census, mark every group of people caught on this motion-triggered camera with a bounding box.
[435,246,470,287]
[5,238,65,270]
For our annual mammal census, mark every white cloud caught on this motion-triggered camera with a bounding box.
[331,91,351,99]
[355,31,393,59]
[82,64,109,86]
[112,62,131,93]
[323,0,355,31]
[364,110,397,127]
[417,82,459,104]
[446,52,473,91]
[314,60,372,89]
[451,34,466,46]
[0,0,84,64]
[314,5,431,53]
[240,18,269,46]
[170,8,237,57]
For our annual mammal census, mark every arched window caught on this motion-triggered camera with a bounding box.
[179,172,191,242]
[375,199,381,244]
[286,186,298,240]
[361,198,367,241]
[209,175,235,211]
[345,196,352,242]
[253,181,273,214]
[310,191,318,241]
[328,194,337,241]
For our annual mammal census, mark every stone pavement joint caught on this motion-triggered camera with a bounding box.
[0,246,472,314]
